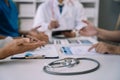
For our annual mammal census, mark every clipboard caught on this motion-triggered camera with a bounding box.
[11,45,59,59]
[52,30,72,39]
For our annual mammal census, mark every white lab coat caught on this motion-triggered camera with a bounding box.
[33,0,87,32]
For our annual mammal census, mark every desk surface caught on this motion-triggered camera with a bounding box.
[0,55,120,80]
[0,37,120,80]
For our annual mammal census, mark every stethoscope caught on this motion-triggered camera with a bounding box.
[43,57,100,75]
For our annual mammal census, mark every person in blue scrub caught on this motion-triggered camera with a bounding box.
[0,0,19,38]
[0,0,49,42]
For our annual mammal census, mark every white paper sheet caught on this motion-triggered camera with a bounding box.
[61,45,98,55]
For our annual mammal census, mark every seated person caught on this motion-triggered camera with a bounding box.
[0,0,48,42]
[79,20,120,54]
[33,0,87,38]
[0,37,46,59]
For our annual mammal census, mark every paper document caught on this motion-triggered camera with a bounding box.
[11,45,59,59]
[61,45,98,55]
[53,39,93,45]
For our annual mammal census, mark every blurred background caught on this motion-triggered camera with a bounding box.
[13,0,120,31]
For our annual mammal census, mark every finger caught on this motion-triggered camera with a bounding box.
[53,24,59,28]
[95,44,103,53]
[17,38,30,46]
[102,49,108,54]
[100,47,109,54]
[32,26,41,31]
[39,41,46,46]
[97,48,106,54]
[55,21,59,25]
[80,27,86,31]
[95,42,105,53]
[79,31,89,36]
[26,35,39,42]
[82,20,93,27]
[95,43,107,53]
[39,32,45,34]
[39,32,48,38]
[42,38,49,42]
[21,43,40,51]
[88,43,98,52]
[82,20,90,25]
[23,41,46,48]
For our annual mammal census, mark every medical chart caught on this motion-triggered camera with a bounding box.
[61,45,98,55]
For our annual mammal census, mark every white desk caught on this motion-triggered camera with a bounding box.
[0,37,120,80]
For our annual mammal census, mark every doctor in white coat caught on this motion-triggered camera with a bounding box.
[33,0,87,38]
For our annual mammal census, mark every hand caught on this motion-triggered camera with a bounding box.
[88,42,119,54]
[62,31,76,38]
[36,32,49,42]
[28,27,49,43]
[48,20,59,30]
[28,31,49,42]
[79,20,98,36]
[0,38,46,59]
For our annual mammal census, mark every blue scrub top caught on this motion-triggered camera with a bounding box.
[0,0,19,37]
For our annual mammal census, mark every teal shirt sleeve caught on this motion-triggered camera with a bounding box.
[0,0,19,37]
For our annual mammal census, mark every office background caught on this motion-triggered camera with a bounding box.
[14,0,120,30]
[99,0,120,30]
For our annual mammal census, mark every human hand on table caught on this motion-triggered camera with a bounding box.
[0,38,46,59]
[88,42,120,54]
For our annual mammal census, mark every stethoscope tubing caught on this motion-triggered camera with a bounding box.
[43,57,100,75]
